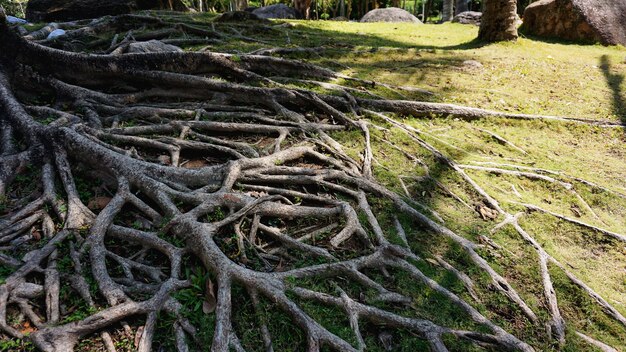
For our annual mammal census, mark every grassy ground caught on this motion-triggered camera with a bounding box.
[155,15,626,350]
[295,21,626,120]
[186,16,626,122]
[205,17,626,351]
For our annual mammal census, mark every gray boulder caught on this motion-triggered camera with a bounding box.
[46,28,66,39]
[127,40,183,53]
[452,11,481,25]
[252,4,299,19]
[520,0,626,46]
[6,16,28,24]
[360,7,422,23]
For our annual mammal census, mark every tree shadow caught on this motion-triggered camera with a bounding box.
[202,20,493,101]
[599,55,626,124]
[517,32,600,47]
[270,21,490,51]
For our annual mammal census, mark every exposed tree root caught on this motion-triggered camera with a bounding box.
[0,10,624,352]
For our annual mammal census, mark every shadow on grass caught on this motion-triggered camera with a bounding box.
[230,21,492,98]
[518,31,601,47]
[264,22,490,51]
[599,55,626,124]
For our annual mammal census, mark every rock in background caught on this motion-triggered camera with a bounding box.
[360,7,422,23]
[520,0,626,46]
[452,11,482,26]
[252,4,299,19]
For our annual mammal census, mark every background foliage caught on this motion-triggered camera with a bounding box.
[1,0,539,22]
[1,0,27,17]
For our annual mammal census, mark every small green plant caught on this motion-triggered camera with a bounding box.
[61,305,97,324]
[131,220,143,229]
[0,338,35,351]
[158,265,216,349]
[36,114,56,125]
[205,207,225,222]
[1,0,27,18]
[0,195,7,214]
[74,175,95,204]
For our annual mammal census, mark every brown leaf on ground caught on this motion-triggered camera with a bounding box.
[247,191,268,198]
[20,321,36,334]
[157,155,171,165]
[134,326,144,349]
[378,331,394,351]
[203,278,217,314]
[87,196,112,210]
[31,227,41,241]
[181,159,208,168]
[476,204,499,220]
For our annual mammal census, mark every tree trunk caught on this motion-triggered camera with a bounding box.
[455,0,468,14]
[442,0,453,22]
[478,0,518,42]
[424,0,432,22]
[236,0,248,10]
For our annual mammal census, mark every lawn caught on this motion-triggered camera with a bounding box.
[197,17,626,121]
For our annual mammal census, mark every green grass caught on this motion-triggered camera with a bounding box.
[266,21,626,121]
[0,338,34,351]
[139,15,623,123]
[241,21,626,349]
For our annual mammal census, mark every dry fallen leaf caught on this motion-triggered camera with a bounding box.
[378,331,394,351]
[275,258,284,272]
[247,191,269,198]
[31,227,42,241]
[87,196,112,210]
[476,204,498,221]
[203,278,217,314]
[134,326,144,349]
[20,321,36,334]
[157,155,171,165]
[181,159,208,169]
